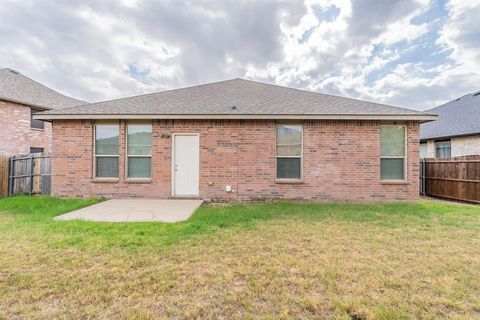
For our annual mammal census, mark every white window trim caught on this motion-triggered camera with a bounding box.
[275,124,303,181]
[380,124,407,181]
[125,121,152,179]
[435,140,451,158]
[93,121,120,179]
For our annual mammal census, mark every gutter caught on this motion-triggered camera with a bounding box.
[33,113,438,122]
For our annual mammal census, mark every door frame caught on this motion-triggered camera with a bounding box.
[171,133,200,197]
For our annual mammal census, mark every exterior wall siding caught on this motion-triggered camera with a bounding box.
[452,135,480,157]
[51,119,420,202]
[423,135,480,158]
[0,99,52,155]
[425,140,436,158]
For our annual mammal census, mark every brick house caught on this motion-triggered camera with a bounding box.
[0,68,84,155]
[420,91,480,158]
[35,79,436,201]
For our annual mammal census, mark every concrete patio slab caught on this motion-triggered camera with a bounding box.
[54,199,204,222]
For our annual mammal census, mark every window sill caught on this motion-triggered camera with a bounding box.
[381,180,409,185]
[125,178,152,184]
[276,179,304,184]
[30,127,45,131]
[91,178,119,183]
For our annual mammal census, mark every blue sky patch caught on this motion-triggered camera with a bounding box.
[312,4,340,22]
[364,5,453,88]
[411,0,448,25]
[127,64,151,84]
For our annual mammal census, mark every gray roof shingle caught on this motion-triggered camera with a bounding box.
[0,68,85,109]
[37,78,435,120]
[420,91,480,140]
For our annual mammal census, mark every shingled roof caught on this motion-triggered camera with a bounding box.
[420,91,480,141]
[0,68,85,110]
[35,78,436,121]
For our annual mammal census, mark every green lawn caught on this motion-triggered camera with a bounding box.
[1,196,480,319]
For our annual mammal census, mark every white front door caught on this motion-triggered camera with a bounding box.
[173,134,199,196]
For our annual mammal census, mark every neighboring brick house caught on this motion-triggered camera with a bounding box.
[0,68,84,155]
[420,91,480,158]
[35,79,436,201]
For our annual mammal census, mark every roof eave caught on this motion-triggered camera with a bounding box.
[34,113,438,122]
[420,131,480,142]
[0,96,53,110]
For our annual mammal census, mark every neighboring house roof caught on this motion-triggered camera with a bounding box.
[35,78,436,121]
[420,91,480,141]
[0,68,85,110]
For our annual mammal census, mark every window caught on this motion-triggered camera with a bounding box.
[127,123,152,178]
[94,123,119,178]
[380,125,406,180]
[419,143,427,158]
[435,140,451,158]
[31,109,44,129]
[30,147,44,154]
[276,124,302,179]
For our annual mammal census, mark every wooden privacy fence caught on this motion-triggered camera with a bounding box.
[420,156,480,204]
[8,153,51,196]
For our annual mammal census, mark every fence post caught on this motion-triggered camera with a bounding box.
[421,158,426,195]
[29,154,34,196]
[419,160,422,195]
[8,156,14,196]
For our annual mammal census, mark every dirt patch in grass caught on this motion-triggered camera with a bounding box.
[1,197,480,319]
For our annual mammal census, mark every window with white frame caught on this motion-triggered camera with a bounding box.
[127,123,152,178]
[435,140,451,158]
[94,123,119,178]
[380,125,406,180]
[276,124,302,179]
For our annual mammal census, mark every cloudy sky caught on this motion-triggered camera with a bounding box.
[1,0,479,111]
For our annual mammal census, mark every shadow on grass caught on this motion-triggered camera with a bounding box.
[0,196,479,251]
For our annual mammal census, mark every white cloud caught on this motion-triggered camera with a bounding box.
[380,0,480,109]
[0,0,479,111]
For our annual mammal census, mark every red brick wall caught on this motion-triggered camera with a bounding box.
[0,99,52,155]
[51,119,420,201]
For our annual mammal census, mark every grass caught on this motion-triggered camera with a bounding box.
[1,196,480,319]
